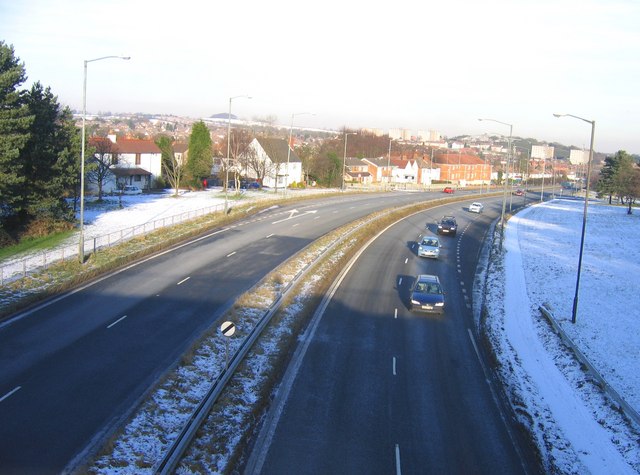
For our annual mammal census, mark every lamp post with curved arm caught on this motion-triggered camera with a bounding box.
[285,112,314,196]
[342,132,357,191]
[79,55,130,263]
[553,113,596,324]
[478,118,513,249]
[225,95,251,212]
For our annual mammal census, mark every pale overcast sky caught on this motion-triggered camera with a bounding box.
[2,0,639,153]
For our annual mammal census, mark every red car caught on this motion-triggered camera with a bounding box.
[443,187,455,193]
[513,189,524,196]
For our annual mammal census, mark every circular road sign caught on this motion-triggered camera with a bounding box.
[221,321,236,337]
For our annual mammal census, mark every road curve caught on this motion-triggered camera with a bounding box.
[0,191,476,473]
[248,196,537,474]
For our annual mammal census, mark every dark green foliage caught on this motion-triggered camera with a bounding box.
[597,150,635,204]
[19,82,77,222]
[0,42,79,242]
[184,121,212,188]
[0,41,34,214]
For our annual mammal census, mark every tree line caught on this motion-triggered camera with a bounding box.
[0,41,81,245]
[597,150,640,213]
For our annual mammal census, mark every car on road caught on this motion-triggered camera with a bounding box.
[443,186,455,193]
[417,235,441,258]
[513,189,524,196]
[437,215,458,236]
[121,185,142,195]
[409,274,445,314]
[468,202,484,213]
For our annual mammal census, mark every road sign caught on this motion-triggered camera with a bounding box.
[221,321,235,337]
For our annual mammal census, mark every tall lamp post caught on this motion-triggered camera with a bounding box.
[514,145,530,205]
[342,131,357,191]
[387,137,392,189]
[553,113,596,324]
[79,55,130,263]
[225,95,251,212]
[286,112,314,196]
[478,118,513,249]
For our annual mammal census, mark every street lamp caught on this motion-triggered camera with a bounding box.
[225,95,251,213]
[342,131,357,191]
[387,137,392,189]
[553,113,596,324]
[79,55,130,263]
[514,145,530,205]
[478,118,513,249]
[286,112,314,196]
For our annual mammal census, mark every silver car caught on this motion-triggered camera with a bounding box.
[417,236,441,258]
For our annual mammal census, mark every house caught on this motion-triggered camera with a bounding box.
[389,158,418,183]
[434,151,491,185]
[361,157,394,183]
[344,157,372,184]
[242,137,303,188]
[86,135,165,193]
[416,156,441,185]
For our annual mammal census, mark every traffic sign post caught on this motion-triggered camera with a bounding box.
[220,321,236,369]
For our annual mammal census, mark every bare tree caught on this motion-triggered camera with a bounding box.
[155,135,183,196]
[229,129,254,192]
[244,142,275,186]
[86,137,119,200]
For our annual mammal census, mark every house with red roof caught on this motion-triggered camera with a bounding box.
[86,135,186,193]
[434,151,491,186]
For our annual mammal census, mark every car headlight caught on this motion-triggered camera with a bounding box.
[435,302,444,307]
[411,299,421,305]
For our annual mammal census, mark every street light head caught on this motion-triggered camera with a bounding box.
[553,113,564,118]
[122,56,131,60]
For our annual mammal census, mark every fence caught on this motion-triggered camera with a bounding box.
[0,201,227,286]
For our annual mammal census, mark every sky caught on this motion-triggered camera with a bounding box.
[1,0,640,154]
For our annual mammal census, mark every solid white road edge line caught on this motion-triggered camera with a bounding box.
[0,386,21,403]
[176,276,190,285]
[226,251,236,257]
[395,444,402,475]
[467,328,482,362]
[107,315,128,329]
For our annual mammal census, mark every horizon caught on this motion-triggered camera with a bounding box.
[2,0,639,155]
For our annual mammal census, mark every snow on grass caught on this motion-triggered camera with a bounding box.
[486,199,640,474]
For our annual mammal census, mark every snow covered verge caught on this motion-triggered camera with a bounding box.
[483,199,640,474]
[84,206,400,474]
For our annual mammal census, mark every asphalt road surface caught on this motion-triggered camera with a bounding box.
[0,190,477,474]
[247,196,538,474]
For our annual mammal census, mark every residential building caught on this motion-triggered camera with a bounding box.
[569,149,589,165]
[434,151,491,185]
[344,157,373,184]
[242,137,303,188]
[531,145,555,160]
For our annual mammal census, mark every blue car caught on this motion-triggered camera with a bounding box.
[409,274,445,314]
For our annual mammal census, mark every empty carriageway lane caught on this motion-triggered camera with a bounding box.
[249,196,536,475]
[0,191,445,473]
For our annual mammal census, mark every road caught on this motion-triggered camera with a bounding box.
[248,196,538,474]
[0,190,471,474]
